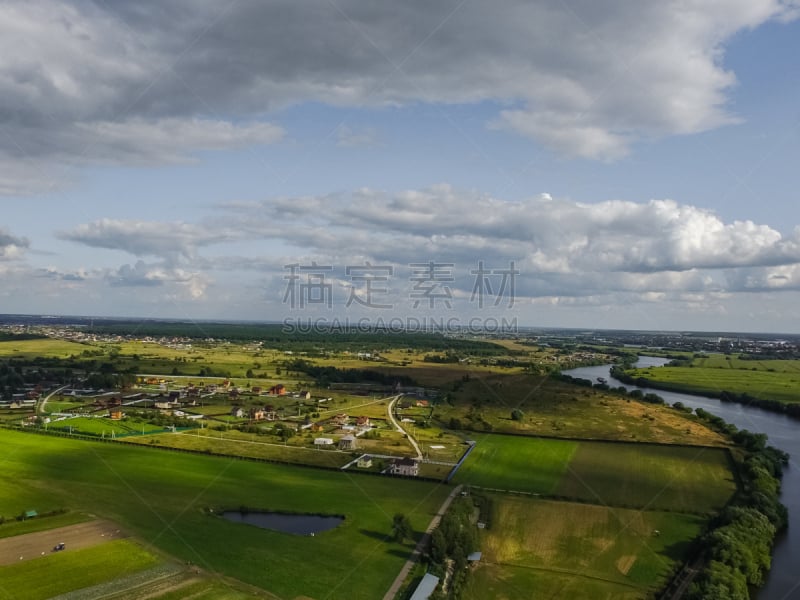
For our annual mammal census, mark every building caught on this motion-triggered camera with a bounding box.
[109,408,123,420]
[391,457,419,477]
[357,455,373,468]
[355,416,370,428]
[314,437,334,446]
[249,407,265,420]
[269,384,286,396]
[332,413,349,426]
[339,434,357,450]
[297,390,311,400]
[409,573,440,600]
[230,406,244,418]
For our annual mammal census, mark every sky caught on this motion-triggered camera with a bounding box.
[1,0,800,333]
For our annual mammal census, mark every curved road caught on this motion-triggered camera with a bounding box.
[36,384,70,415]
[387,395,422,460]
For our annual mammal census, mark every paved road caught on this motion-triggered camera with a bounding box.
[387,396,422,460]
[382,484,463,600]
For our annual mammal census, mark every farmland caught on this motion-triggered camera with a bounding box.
[625,361,800,404]
[434,373,729,446]
[0,539,160,600]
[464,495,705,600]
[0,428,450,600]
[455,434,736,514]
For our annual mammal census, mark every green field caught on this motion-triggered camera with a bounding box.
[628,360,800,403]
[46,416,167,437]
[464,495,704,600]
[556,443,736,513]
[454,435,736,513]
[0,539,160,600]
[435,373,727,446]
[0,338,91,358]
[454,436,578,493]
[0,429,449,600]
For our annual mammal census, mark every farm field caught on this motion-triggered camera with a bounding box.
[464,495,704,600]
[626,363,800,403]
[453,436,577,493]
[555,443,736,513]
[0,338,90,358]
[454,434,736,513]
[0,539,160,600]
[435,373,729,446]
[0,428,450,600]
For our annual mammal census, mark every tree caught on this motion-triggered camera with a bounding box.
[391,513,412,543]
[511,409,524,421]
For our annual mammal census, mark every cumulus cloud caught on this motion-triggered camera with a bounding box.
[0,0,797,192]
[231,186,800,275]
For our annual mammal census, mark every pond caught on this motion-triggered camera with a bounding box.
[220,510,344,535]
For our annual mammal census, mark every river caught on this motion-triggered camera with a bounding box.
[564,357,800,599]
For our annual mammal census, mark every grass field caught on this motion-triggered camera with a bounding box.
[454,435,736,513]
[435,373,728,446]
[628,363,800,403]
[0,428,450,600]
[0,338,91,358]
[47,416,166,437]
[0,539,160,600]
[454,436,577,493]
[463,495,704,600]
[556,443,736,513]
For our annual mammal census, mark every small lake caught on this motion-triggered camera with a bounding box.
[221,511,344,535]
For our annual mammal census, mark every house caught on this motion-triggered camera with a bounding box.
[251,386,262,394]
[229,388,240,399]
[269,384,286,396]
[297,390,311,400]
[391,457,419,477]
[230,406,244,418]
[332,413,349,426]
[249,407,266,421]
[355,416,370,428]
[467,551,482,563]
[168,391,181,403]
[415,400,430,408]
[339,434,357,450]
[357,455,373,468]
[409,573,440,600]
[314,437,334,446]
[109,408,123,420]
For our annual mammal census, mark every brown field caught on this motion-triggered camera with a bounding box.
[0,520,126,565]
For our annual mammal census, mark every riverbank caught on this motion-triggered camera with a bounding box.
[611,366,800,419]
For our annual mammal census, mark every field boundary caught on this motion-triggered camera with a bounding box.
[2,425,448,484]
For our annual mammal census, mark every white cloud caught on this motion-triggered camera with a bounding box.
[0,0,797,193]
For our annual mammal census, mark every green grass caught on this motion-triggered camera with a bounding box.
[454,435,736,513]
[435,373,727,446]
[463,495,705,600]
[0,428,450,600]
[0,339,90,358]
[0,539,160,600]
[628,362,800,403]
[454,436,578,493]
[47,416,166,437]
[556,443,736,514]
